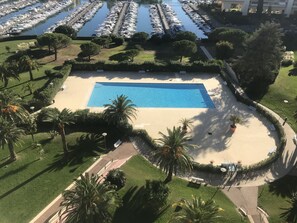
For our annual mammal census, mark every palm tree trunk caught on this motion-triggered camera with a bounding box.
[180,56,183,63]
[164,165,173,184]
[54,48,57,61]
[88,55,91,61]
[31,133,35,142]
[8,141,16,161]
[48,45,51,54]
[59,126,68,155]
[256,0,264,14]
[4,78,8,87]
[29,69,33,81]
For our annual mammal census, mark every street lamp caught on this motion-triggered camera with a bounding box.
[102,132,107,149]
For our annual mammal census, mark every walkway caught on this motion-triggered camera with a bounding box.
[112,2,128,35]
[29,142,138,223]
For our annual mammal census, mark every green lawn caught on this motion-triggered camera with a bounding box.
[0,132,99,223]
[258,175,297,223]
[116,156,245,223]
[260,51,297,132]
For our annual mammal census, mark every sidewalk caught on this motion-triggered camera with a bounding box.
[30,142,138,223]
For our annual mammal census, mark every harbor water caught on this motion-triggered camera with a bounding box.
[0,0,209,38]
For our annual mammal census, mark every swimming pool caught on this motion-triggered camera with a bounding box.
[87,82,215,108]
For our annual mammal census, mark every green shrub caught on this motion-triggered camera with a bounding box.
[216,41,234,60]
[105,169,126,190]
[45,69,56,78]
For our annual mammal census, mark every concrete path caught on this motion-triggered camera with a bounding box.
[30,142,138,223]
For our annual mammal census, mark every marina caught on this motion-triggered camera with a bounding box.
[0,0,212,39]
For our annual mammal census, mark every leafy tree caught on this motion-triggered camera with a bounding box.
[105,168,126,190]
[37,33,71,60]
[170,196,221,223]
[60,173,121,223]
[42,108,74,155]
[0,117,25,161]
[234,22,284,98]
[0,61,20,87]
[110,34,124,46]
[280,192,297,223]
[131,32,149,43]
[175,31,197,42]
[92,36,112,48]
[154,126,194,183]
[103,95,137,125]
[217,29,247,47]
[37,33,55,53]
[216,41,234,60]
[172,40,197,62]
[54,25,77,38]
[208,27,232,42]
[18,55,39,81]
[51,33,71,60]
[125,49,140,62]
[142,180,169,213]
[0,90,29,124]
[80,42,101,61]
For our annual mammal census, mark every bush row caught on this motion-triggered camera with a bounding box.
[68,60,223,73]
[26,64,72,111]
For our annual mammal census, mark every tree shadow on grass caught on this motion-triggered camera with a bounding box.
[48,133,105,172]
[268,175,297,198]
[113,186,169,223]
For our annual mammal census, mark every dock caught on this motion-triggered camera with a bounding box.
[156,4,170,34]
[67,0,101,26]
[112,2,129,35]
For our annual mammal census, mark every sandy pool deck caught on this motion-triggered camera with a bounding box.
[50,71,278,166]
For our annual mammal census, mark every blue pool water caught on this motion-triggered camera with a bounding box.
[87,82,215,108]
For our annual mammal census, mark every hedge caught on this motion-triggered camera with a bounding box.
[26,64,72,111]
[68,60,223,73]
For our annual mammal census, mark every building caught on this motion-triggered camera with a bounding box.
[220,0,297,17]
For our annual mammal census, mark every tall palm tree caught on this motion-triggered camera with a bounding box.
[18,55,39,81]
[42,108,74,155]
[280,192,297,223]
[154,126,194,183]
[24,115,37,142]
[60,173,121,223]
[0,90,29,124]
[103,94,137,125]
[0,61,20,87]
[0,117,25,161]
[170,196,222,223]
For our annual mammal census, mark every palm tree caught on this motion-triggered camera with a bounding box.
[179,118,194,133]
[170,196,222,223]
[60,173,121,223]
[0,117,25,161]
[42,108,74,155]
[0,61,20,87]
[103,94,137,125]
[154,126,194,183]
[0,90,29,124]
[18,55,39,81]
[22,83,35,95]
[280,192,297,223]
[24,115,37,142]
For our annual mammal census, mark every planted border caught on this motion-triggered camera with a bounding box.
[67,60,223,73]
